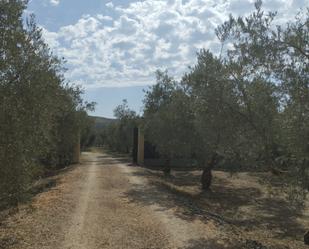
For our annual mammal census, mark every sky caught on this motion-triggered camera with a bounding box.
[26,0,308,118]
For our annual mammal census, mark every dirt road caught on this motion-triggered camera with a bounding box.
[2,150,308,249]
[1,151,220,249]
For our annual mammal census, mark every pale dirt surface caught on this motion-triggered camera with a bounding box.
[0,150,308,249]
[142,169,309,249]
[0,152,222,249]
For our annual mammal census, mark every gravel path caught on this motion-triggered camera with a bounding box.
[61,152,171,249]
[0,151,217,249]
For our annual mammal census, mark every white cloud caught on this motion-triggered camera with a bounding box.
[41,28,59,48]
[97,14,113,21]
[41,0,308,88]
[105,2,114,8]
[50,0,60,6]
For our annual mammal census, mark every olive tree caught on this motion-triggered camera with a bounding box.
[102,100,138,153]
[183,50,240,189]
[0,0,94,205]
[143,70,194,175]
[216,0,309,197]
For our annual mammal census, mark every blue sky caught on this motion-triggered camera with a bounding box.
[26,0,308,118]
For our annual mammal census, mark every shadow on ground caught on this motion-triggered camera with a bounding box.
[82,152,133,166]
[179,238,234,249]
[123,168,306,247]
[179,238,289,249]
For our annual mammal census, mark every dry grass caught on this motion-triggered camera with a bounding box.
[127,167,309,248]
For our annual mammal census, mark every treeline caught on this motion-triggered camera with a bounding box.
[101,100,138,153]
[0,1,94,206]
[105,2,309,197]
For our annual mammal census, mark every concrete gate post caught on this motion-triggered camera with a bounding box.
[137,128,144,165]
[72,132,80,164]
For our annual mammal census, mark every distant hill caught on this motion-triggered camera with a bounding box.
[89,116,117,129]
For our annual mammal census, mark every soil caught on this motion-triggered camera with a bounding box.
[0,150,308,249]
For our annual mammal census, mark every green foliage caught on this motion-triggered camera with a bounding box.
[216,4,282,167]
[142,2,309,195]
[143,71,194,160]
[183,50,240,165]
[102,100,138,153]
[216,2,309,192]
[0,0,94,205]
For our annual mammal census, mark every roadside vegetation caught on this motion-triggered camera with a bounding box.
[103,1,309,203]
[0,0,94,207]
[101,99,139,153]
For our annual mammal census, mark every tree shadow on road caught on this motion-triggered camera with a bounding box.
[82,152,132,165]
[178,238,245,249]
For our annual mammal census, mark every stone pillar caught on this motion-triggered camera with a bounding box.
[72,132,80,164]
[137,128,144,165]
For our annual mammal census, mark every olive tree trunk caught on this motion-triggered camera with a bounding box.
[304,231,309,245]
[201,167,212,190]
[201,154,218,190]
[163,158,171,176]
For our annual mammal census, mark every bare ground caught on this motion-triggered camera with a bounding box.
[0,150,308,249]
